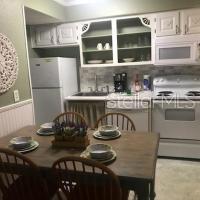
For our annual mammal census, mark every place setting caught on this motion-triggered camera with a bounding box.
[9,136,39,153]
[80,143,116,164]
[93,125,121,140]
[36,122,55,136]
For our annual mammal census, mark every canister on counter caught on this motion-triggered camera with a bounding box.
[143,75,151,90]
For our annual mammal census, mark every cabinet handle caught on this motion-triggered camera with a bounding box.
[198,43,200,59]
[176,25,179,34]
[185,24,188,34]
[51,36,54,44]
[57,35,60,44]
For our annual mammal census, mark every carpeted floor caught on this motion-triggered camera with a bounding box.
[129,158,200,200]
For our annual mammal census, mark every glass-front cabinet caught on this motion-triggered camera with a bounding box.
[80,20,113,66]
[117,17,152,65]
[79,15,153,67]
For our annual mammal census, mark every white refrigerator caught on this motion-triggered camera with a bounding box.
[30,57,78,125]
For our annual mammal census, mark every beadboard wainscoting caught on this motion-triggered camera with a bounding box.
[0,99,34,137]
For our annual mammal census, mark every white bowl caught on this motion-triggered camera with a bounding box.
[40,122,54,131]
[10,136,33,149]
[98,125,118,136]
[87,143,112,159]
[123,58,135,62]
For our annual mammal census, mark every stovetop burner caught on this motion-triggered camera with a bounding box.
[186,91,200,96]
[157,91,173,97]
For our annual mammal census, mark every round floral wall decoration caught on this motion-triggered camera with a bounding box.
[0,33,19,94]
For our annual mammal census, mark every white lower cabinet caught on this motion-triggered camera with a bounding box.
[106,101,150,132]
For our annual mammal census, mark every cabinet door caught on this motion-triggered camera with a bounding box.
[57,24,77,44]
[156,11,179,37]
[35,26,56,46]
[106,107,149,132]
[182,9,200,34]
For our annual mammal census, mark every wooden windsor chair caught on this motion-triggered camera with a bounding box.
[94,112,136,131]
[95,112,136,200]
[53,111,87,127]
[52,156,122,200]
[0,148,49,200]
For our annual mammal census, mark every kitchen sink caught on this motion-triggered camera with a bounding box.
[73,92,108,96]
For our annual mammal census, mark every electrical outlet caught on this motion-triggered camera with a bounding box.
[13,90,20,102]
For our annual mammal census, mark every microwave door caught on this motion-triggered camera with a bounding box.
[155,42,199,65]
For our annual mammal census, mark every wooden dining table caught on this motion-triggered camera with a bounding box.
[0,126,159,200]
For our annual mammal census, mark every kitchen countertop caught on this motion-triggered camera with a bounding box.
[65,91,152,101]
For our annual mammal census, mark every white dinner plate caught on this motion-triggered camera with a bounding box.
[80,150,116,164]
[36,128,54,136]
[9,141,39,153]
[87,60,103,64]
[93,130,121,140]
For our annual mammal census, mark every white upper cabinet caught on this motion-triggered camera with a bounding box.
[156,11,179,37]
[79,20,114,67]
[34,26,56,46]
[56,23,78,44]
[182,9,200,35]
[154,8,200,65]
[31,23,78,48]
[156,8,200,37]
[79,15,153,67]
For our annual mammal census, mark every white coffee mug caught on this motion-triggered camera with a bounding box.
[97,43,103,50]
[104,43,110,50]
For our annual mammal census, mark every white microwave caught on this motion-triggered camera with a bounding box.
[155,41,200,65]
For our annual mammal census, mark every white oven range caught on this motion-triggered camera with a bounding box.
[152,75,200,159]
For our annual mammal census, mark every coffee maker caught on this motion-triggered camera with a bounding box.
[113,73,127,92]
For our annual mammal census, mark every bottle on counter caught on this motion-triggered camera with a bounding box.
[143,75,151,90]
[134,74,141,92]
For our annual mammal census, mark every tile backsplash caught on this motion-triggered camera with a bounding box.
[79,65,200,92]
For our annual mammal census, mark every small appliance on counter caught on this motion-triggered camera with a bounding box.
[143,75,151,90]
[113,73,127,92]
[133,74,141,92]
